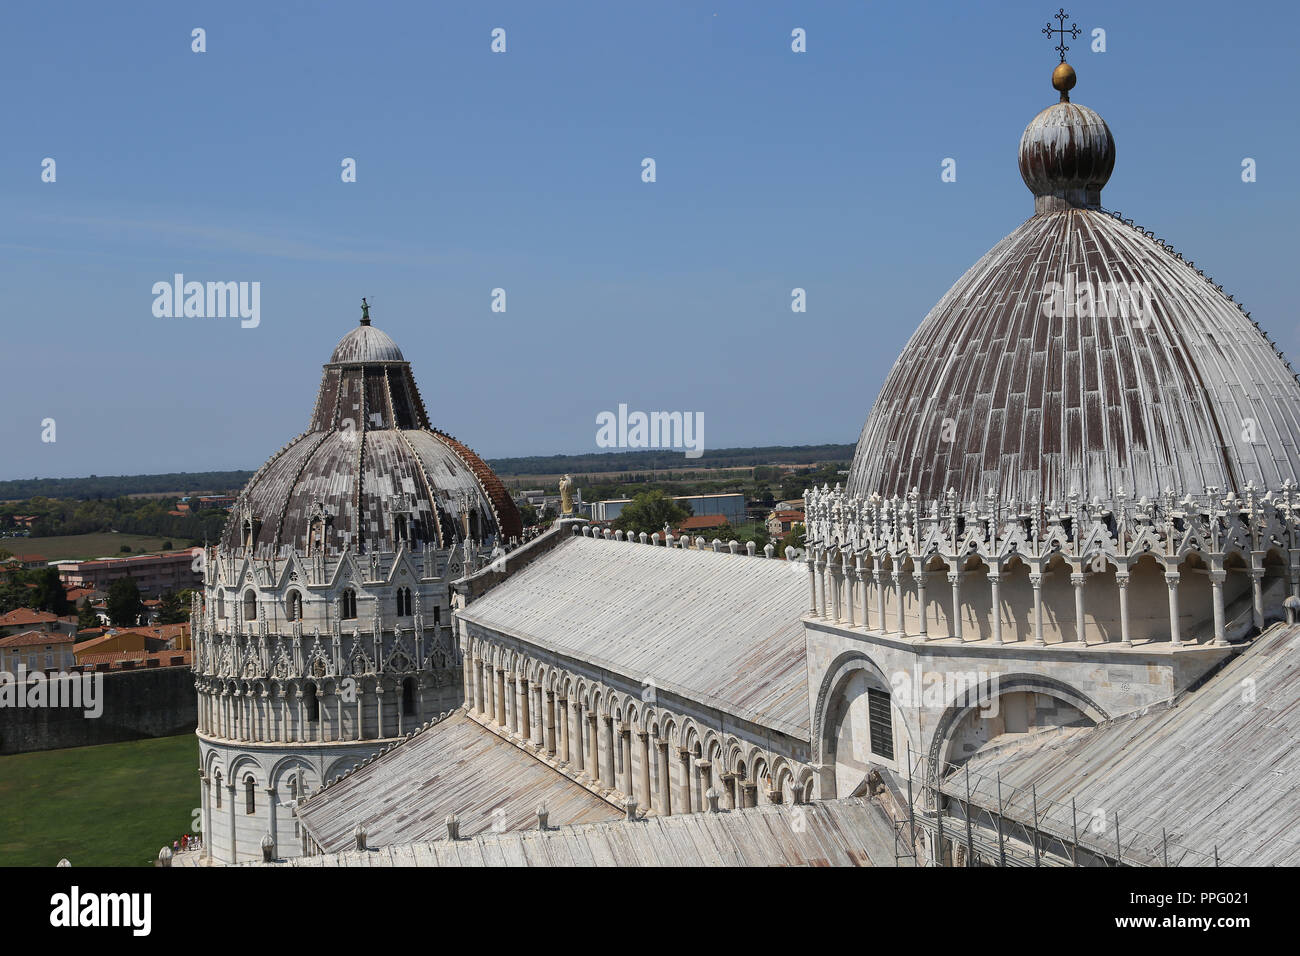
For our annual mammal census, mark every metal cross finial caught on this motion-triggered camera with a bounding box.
[1043,8,1081,62]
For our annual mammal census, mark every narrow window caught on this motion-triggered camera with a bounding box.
[867,687,894,760]
[215,773,223,809]
[243,590,257,621]
[245,778,256,814]
[433,606,440,625]
[341,589,357,620]
[286,590,302,622]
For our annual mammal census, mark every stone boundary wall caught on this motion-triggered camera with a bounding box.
[0,665,197,755]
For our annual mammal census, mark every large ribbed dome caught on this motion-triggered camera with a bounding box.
[224,310,521,555]
[847,67,1300,506]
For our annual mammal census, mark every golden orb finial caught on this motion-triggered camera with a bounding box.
[1052,61,1077,101]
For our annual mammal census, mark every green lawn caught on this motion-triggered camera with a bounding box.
[0,734,199,866]
[0,533,181,562]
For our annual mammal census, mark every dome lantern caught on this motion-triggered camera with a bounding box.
[1018,62,1115,213]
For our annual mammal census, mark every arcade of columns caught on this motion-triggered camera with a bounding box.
[460,635,816,817]
[801,483,1300,647]
[194,672,433,745]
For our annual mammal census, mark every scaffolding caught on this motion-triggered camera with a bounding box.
[892,745,1221,867]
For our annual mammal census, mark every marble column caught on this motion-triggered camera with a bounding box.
[587,713,599,783]
[638,731,652,811]
[806,555,818,615]
[1030,573,1045,646]
[558,697,570,763]
[697,760,713,810]
[1249,568,1265,631]
[875,570,888,632]
[604,717,617,789]
[656,739,672,815]
[948,571,962,641]
[817,552,829,621]
[1071,572,1086,644]
[830,554,843,622]
[914,569,928,640]
[1166,571,1182,646]
[619,725,632,795]
[845,557,857,628]
[494,668,506,727]
[988,570,1002,646]
[677,748,693,814]
[517,676,527,738]
[1209,570,1227,646]
[1116,572,1132,646]
[534,685,545,746]
[893,571,906,636]
[858,557,870,629]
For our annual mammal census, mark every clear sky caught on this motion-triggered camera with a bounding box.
[2,0,1296,480]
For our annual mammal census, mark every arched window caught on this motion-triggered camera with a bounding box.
[217,591,225,619]
[286,590,302,622]
[341,589,357,620]
[394,515,408,545]
[305,683,320,723]
[432,605,440,625]
[402,677,415,713]
[243,590,257,621]
[215,772,223,808]
[245,777,256,814]
[396,587,412,616]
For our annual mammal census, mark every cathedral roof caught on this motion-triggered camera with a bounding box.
[847,65,1300,506]
[294,710,620,853]
[222,311,521,555]
[273,796,897,867]
[459,534,811,739]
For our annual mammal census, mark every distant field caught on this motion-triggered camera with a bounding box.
[0,734,199,867]
[0,533,180,562]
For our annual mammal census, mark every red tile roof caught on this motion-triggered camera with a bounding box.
[0,629,74,648]
[0,608,59,627]
[77,649,191,668]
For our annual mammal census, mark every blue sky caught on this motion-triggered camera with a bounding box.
[2,0,1296,480]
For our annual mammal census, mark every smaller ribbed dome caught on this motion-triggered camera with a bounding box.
[1018,63,1115,213]
[330,322,405,364]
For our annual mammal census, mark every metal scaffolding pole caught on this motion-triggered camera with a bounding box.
[1032,784,1041,867]
[965,764,974,867]
[996,773,1006,867]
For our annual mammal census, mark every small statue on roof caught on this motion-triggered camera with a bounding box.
[360,298,371,325]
